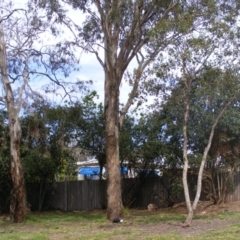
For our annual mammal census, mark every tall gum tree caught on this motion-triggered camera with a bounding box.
[181,66,240,227]
[31,0,210,220]
[0,12,28,223]
[75,1,182,219]
[152,2,240,224]
[0,1,77,222]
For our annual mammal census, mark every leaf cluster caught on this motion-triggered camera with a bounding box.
[155,66,240,168]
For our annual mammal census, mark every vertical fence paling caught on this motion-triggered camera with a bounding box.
[49,173,240,211]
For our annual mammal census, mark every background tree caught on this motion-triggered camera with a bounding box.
[76,92,106,178]
[21,99,83,210]
[119,114,136,170]
[154,50,240,227]
[0,1,80,222]
[147,0,240,224]
[0,4,34,222]
[156,66,240,204]
[0,110,11,213]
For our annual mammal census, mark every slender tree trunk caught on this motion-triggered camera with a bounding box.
[104,70,122,220]
[184,208,194,226]
[182,78,237,226]
[182,83,194,227]
[182,156,194,227]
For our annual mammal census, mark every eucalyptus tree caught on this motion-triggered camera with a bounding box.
[0,3,39,222]
[0,1,79,222]
[151,9,240,224]
[187,68,240,205]
[30,0,212,220]
[157,67,240,203]
[182,60,240,226]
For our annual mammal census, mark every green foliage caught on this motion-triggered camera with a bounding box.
[130,113,164,168]
[119,115,136,164]
[56,150,77,181]
[0,111,11,213]
[77,91,105,165]
[22,151,58,183]
[21,100,82,182]
[16,101,83,210]
[0,157,11,213]
[154,66,240,168]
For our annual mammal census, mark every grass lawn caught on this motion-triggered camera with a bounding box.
[0,209,240,240]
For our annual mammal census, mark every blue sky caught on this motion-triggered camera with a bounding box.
[8,0,154,109]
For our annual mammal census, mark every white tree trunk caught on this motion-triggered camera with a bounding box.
[0,19,27,223]
[182,74,238,226]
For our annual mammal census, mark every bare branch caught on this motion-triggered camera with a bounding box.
[0,8,27,23]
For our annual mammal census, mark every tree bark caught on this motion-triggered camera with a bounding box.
[182,79,194,226]
[184,209,194,227]
[105,70,122,220]
[9,116,28,222]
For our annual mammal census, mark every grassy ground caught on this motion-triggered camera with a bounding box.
[0,208,240,240]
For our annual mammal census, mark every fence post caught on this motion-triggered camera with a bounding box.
[64,180,68,211]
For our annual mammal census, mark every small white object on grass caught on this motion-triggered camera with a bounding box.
[112,218,123,223]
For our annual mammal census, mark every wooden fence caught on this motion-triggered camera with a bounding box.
[225,172,240,202]
[50,180,107,211]
[49,172,240,212]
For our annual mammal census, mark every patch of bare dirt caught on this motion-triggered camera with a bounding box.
[134,219,236,238]
[170,200,240,216]
[94,216,237,239]
[115,200,240,238]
